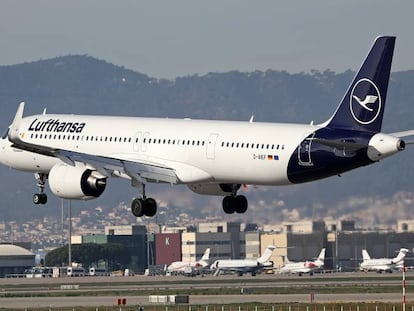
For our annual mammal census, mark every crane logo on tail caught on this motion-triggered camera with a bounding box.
[350,78,382,125]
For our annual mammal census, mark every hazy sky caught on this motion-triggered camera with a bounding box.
[1,0,413,79]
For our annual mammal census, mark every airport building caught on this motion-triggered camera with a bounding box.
[64,219,414,275]
[75,225,148,273]
[0,244,35,277]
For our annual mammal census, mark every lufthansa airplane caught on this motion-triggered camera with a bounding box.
[0,36,413,218]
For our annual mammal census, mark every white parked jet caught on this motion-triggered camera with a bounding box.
[210,245,275,276]
[0,36,413,217]
[279,248,325,276]
[166,248,210,274]
[359,248,409,273]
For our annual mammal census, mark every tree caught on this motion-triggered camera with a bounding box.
[45,243,130,270]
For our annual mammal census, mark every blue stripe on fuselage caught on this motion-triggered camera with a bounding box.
[287,128,375,184]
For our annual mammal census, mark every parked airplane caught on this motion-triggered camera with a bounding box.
[279,248,325,276]
[166,248,210,275]
[359,248,409,273]
[0,36,413,217]
[210,245,275,276]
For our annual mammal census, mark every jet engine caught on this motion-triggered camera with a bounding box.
[188,183,240,196]
[367,133,405,162]
[48,163,107,200]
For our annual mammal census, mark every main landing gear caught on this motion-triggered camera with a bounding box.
[222,185,248,214]
[33,173,47,205]
[131,184,157,217]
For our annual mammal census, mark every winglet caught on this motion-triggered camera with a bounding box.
[8,102,25,142]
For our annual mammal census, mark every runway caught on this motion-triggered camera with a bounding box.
[0,272,412,309]
[1,293,413,309]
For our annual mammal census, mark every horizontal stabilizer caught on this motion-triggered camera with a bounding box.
[390,130,414,145]
[312,138,366,150]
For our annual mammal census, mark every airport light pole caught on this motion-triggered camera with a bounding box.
[335,225,339,272]
[68,200,72,268]
[403,257,406,311]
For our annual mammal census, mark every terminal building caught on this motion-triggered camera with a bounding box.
[66,219,414,274]
[0,244,35,277]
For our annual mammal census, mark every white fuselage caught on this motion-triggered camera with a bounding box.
[359,259,395,272]
[0,113,318,186]
[279,261,314,274]
[167,261,200,272]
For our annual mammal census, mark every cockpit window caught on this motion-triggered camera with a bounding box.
[1,128,9,139]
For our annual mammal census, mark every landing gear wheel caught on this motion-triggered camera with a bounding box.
[144,198,157,217]
[131,198,158,217]
[222,196,235,214]
[235,195,248,213]
[222,195,248,214]
[33,193,47,205]
[131,198,145,217]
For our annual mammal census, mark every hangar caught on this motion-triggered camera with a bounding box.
[0,244,35,277]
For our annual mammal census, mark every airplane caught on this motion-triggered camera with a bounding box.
[359,248,409,273]
[0,36,413,218]
[166,248,210,275]
[210,245,275,276]
[279,248,325,276]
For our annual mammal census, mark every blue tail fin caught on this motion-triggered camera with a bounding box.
[327,36,395,133]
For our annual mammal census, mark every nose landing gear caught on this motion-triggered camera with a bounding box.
[33,173,47,205]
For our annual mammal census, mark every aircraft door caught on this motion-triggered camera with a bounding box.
[133,132,142,152]
[141,132,150,152]
[298,133,314,166]
[133,132,150,152]
[206,133,219,160]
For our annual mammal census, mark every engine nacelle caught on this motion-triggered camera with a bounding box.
[367,133,405,162]
[48,163,107,200]
[188,183,240,196]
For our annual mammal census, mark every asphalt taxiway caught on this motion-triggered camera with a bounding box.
[0,272,412,309]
